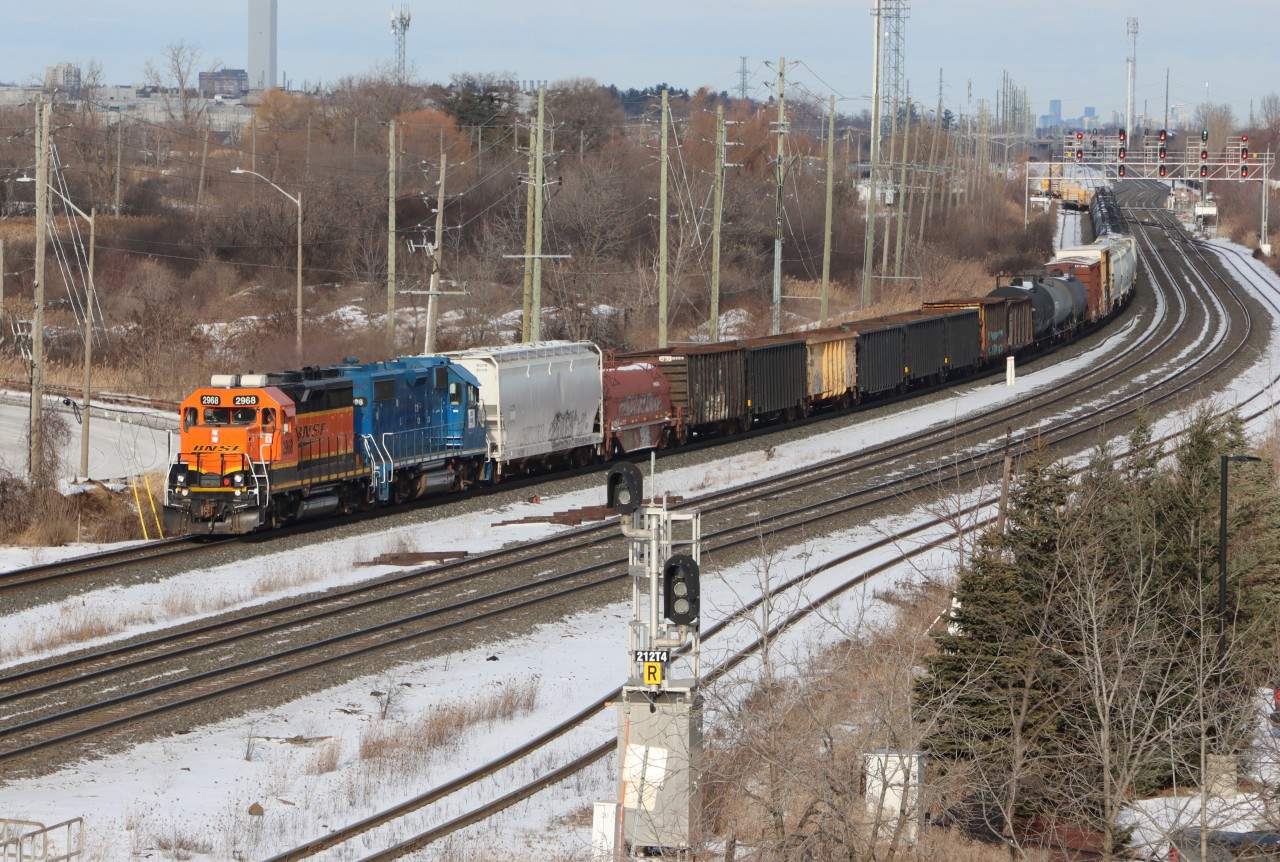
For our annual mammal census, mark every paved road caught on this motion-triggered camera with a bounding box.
[0,393,175,481]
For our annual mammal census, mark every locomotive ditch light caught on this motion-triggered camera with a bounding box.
[605,461,644,516]
[662,553,701,627]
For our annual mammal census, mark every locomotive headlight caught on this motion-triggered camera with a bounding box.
[176,473,187,485]
[233,474,245,486]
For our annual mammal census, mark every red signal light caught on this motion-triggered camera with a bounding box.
[1201,149,1209,161]
[1118,147,1126,160]
[1119,128,1127,143]
[1200,165,1208,178]
[1159,129,1167,142]
[1159,147,1167,160]
[1076,131,1084,141]
[1159,164,1167,177]
[1075,148,1084,160]
[1241,165,1249,178]
[1118,165,1126,177]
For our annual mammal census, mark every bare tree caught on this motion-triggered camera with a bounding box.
[143,39,218,132]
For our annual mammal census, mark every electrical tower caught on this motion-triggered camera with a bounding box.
[1126,18,1138,134]
[737,56,749,101]
[391,5,411,84]
[880,0,910,140]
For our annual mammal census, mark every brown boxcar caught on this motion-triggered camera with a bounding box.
[857,311,952,386]
[802,327,858,408]
[1044,254,1105,321]
[618,343,748,439]
[740,336,808,422]
[602,361,673,455]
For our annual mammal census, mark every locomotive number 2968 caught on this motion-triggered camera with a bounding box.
[233,395,259,406]
[200,395,220,405]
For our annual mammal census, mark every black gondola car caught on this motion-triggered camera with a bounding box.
[741,336,808,423]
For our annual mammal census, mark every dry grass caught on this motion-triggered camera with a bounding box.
[357,677,539,764]
[307,738,343,775]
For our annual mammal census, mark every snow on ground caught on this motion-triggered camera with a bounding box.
[3,236,1280,859]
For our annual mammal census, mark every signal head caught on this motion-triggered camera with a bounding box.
[1159,146,1167,160]
[1075,148,1084,160]
[1241,165,1250,178]
[605,462,644,516]
[1159,129,1168,142]
[1118,165,1126,178]
[1159,164,1167,178]
[1200,165,1208,178]
[1202,128,1209,142]
[662,554,701,627]
[1201,149,1209,161]
[1118,147,1126,160]
[1119,128,1127,142]
[1076,131,1084,141]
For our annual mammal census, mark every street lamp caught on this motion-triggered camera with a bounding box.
[1218,453,1262,676]
[231,167,303,360]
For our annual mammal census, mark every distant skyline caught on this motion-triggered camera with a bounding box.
[3,1,1275,127]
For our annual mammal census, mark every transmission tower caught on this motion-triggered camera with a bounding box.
[737,56,749,101]
[1126,17,1138,134]
[880,0,910,139]
[391,5,411,84]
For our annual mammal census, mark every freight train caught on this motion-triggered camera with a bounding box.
[163,188,1137,535]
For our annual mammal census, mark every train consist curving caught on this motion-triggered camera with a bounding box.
[163,188,1137,536]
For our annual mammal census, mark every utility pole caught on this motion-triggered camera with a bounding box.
[772,57,787,335]
[658,88,670,348]
[0,239,5,333]
[30,100,51,484]
[861,0,885,310]
[894,96,912,279]
[114,119,123,216]
[196,125,210,212]
[880,98,897,274]
[424,153,446,354]
[531,84,547,341]
[521,125,535,342]
[386,119,397,349]
[821,95,835,327]
[80,207,96,478]
[710,105,725,343]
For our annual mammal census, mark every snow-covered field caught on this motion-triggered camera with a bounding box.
[3,235,1280,860]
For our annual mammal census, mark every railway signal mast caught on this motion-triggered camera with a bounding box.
[594,461,703,859]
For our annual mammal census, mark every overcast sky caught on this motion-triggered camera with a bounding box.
[4,1,1275,127]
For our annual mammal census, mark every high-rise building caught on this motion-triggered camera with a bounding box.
[44,62,82,94]
[1049,99,1062,122]
[248,0,277,91]
[200,68,249,98]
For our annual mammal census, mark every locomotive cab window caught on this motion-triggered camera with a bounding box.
[262,408,277,430]
[232,408,257,425]
[183,407,198,431]
[203,407,231,425]
[449,381,462,406]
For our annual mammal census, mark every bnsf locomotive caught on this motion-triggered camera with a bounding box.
[165,188,1137,536]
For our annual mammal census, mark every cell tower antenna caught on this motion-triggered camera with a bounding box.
[1126,17,1138,133]
[391,5,411,84]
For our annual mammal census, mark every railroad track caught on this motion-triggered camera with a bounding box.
[5,182,1277,856]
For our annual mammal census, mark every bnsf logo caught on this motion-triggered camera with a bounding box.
[298,423,327,439]
[193,445,238,453]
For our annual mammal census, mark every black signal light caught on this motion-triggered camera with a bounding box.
[662,554,701,626]
[605,462,644,516]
